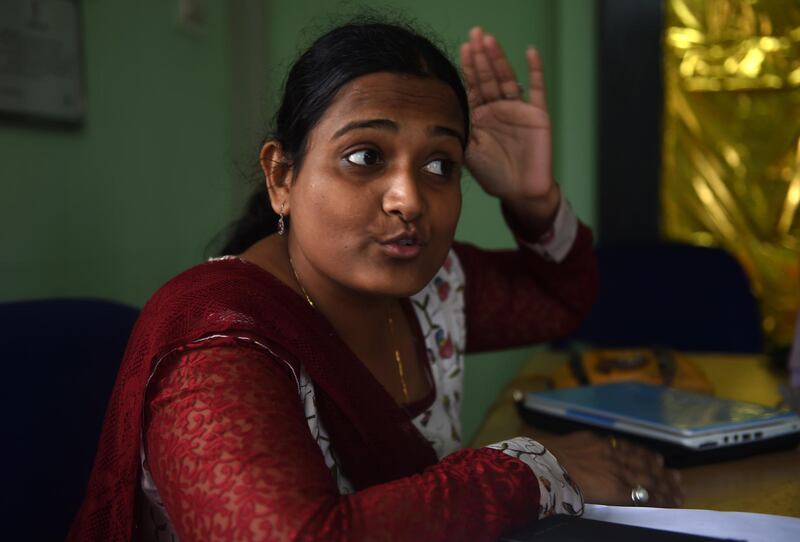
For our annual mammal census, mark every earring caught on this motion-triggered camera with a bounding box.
[278,202,286,235]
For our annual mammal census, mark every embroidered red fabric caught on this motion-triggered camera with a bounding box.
[68,226,597,541]
[144,345,542,541]
[456,223,598,352]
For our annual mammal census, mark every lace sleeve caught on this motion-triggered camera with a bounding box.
[453,221,598,353]
[514,196,579,263]
[144,345,547,541]
[486,437,584,518]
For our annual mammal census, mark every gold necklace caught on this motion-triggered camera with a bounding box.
[289,255,316,308]
[288,255,410,402]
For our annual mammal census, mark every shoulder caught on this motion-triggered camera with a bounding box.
[135,258,296,349]
[163,257,271,291]
[143,258,274,312]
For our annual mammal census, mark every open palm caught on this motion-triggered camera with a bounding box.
[460,28,553,201]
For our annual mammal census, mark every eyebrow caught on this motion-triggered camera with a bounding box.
[333,118,466,148]
[431,125,466,149]
[333,118,398,139]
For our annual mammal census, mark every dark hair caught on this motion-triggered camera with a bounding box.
[218,20,470,255]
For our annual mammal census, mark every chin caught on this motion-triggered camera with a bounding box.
[372,265,441,298]
[386,282,429,298]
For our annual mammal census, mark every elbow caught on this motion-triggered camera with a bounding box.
[578,267,600,323]
[558,269,600,340]
[290,495,355,542]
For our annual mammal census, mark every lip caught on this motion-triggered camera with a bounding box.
[378,231,427,259]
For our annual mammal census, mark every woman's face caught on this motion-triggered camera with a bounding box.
[287,72,465,298]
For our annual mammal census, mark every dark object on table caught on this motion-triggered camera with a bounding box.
[558,243,763,353]
[1,298,139,541]
[500,515,742,541]
[552,348,713,394]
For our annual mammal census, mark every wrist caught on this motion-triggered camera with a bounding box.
[501,183,561,241]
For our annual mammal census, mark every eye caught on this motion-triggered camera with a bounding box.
[345,149,382,166]
[423,158,454,177]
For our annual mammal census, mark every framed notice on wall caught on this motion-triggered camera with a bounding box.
[0,0,84,124]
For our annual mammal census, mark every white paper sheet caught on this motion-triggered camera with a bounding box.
[583,504,800,542]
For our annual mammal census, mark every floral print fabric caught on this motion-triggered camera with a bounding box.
[487,437,584,518]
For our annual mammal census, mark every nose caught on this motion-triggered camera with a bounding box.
[382,167,425,222]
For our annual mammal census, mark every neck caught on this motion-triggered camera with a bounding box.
[274,233,414,404]
[286,236,399,348]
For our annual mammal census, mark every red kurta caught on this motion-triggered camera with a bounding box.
[68,225,597,541]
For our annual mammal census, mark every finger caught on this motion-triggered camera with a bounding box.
[621,477,670,508]
[645,468,683,507]
[618,441,664,473]
[459,42,484,109]
[665,469,685,507]
[622,463,662,493]
[644,482,684,508]
[617,443,671,486]
[612,439,679,507]
[470,27,503,102]
[622,467,684,508]
[526,46,548,110]
[482,34,522,100]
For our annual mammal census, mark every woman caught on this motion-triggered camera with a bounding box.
[69,21,682,542]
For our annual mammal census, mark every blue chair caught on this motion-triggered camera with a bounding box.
[564,243,764,353]
[1,298,139,541]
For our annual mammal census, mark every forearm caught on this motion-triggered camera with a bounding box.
[145,346,573,542]
[297,438,582,542]
[290,448,541,542]
[455,215,598,353]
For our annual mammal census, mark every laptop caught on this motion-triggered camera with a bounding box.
[517,382,800,465]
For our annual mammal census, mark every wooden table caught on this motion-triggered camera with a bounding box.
[470,351,800,517]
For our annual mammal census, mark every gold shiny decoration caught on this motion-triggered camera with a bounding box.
[662,0,800,348]
[288,255,410,402]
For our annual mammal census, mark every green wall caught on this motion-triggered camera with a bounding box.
[1,1,235,306]
[1,1,595,444]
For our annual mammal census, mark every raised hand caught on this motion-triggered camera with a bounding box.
[459,27,556,210]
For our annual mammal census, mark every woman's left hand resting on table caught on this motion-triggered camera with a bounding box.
[536,431,685,508]
[461,28,685,508]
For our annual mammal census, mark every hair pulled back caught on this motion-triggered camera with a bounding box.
[219,20,470,255]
